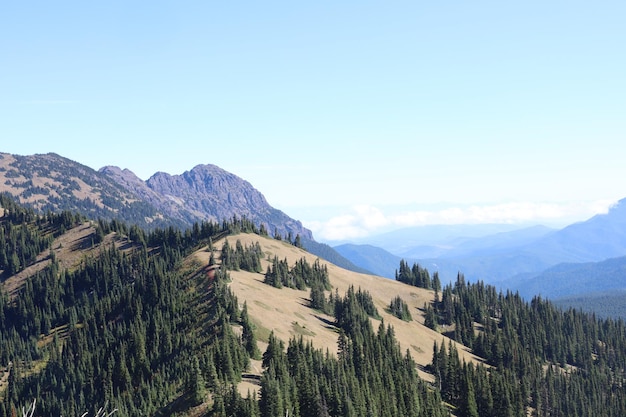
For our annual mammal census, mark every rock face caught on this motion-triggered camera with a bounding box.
[144,164,313,239]
[98,166,199,225]
[0,152,312,239]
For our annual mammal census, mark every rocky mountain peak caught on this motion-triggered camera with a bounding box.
[145,164,312,239]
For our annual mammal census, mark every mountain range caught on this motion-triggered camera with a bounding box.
[0,152,311,240]
[335,200,626,304]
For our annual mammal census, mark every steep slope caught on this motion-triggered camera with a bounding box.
[99,165,199,225]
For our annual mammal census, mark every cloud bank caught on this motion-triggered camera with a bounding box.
[306,200,616,242]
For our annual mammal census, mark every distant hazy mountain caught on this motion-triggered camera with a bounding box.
[336,225,555,282]
[352,223,529,257]
[505,255,626,300]
[302,239,373,275]
[333,244,404,279]
[524,199,626,263]
[339,200,626,291]
[333,243,467,283]
[464,200,626,282]
[553,290,626,320]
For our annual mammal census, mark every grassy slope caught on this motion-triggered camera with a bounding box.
[195,233,483,388]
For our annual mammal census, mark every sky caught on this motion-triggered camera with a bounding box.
[1,1,625,241]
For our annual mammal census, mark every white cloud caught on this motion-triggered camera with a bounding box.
[352,205,390,229]
[305,200,618,242]
[306,214,370,241]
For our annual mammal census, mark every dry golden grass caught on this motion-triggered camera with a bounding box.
[194,233,483,386]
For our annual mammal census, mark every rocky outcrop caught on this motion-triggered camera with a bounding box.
[145,164,313,239]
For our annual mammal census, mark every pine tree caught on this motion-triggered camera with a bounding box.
[189,356,206,406]
[241,301,261,359]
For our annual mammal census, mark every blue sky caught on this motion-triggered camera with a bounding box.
[1,1,625,241]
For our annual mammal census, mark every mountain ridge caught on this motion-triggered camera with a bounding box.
[0,151,312,241]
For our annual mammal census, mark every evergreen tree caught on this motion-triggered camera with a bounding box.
[389,296,412,321]
[189,356,206,406]
[241,301,261,360]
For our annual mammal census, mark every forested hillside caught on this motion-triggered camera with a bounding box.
[3,193,626,416]
[398,260,626,416]
[0,195,448,416]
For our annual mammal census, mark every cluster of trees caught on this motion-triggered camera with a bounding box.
[2,192,447,416]
[397,260,626,416]
[389,296,412,322]
[220,239,263,273]
[334,285,381,330]
[219,244,448,416]
[6,186,626,417]
[263,257,330,292]
[395,259,441,293]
